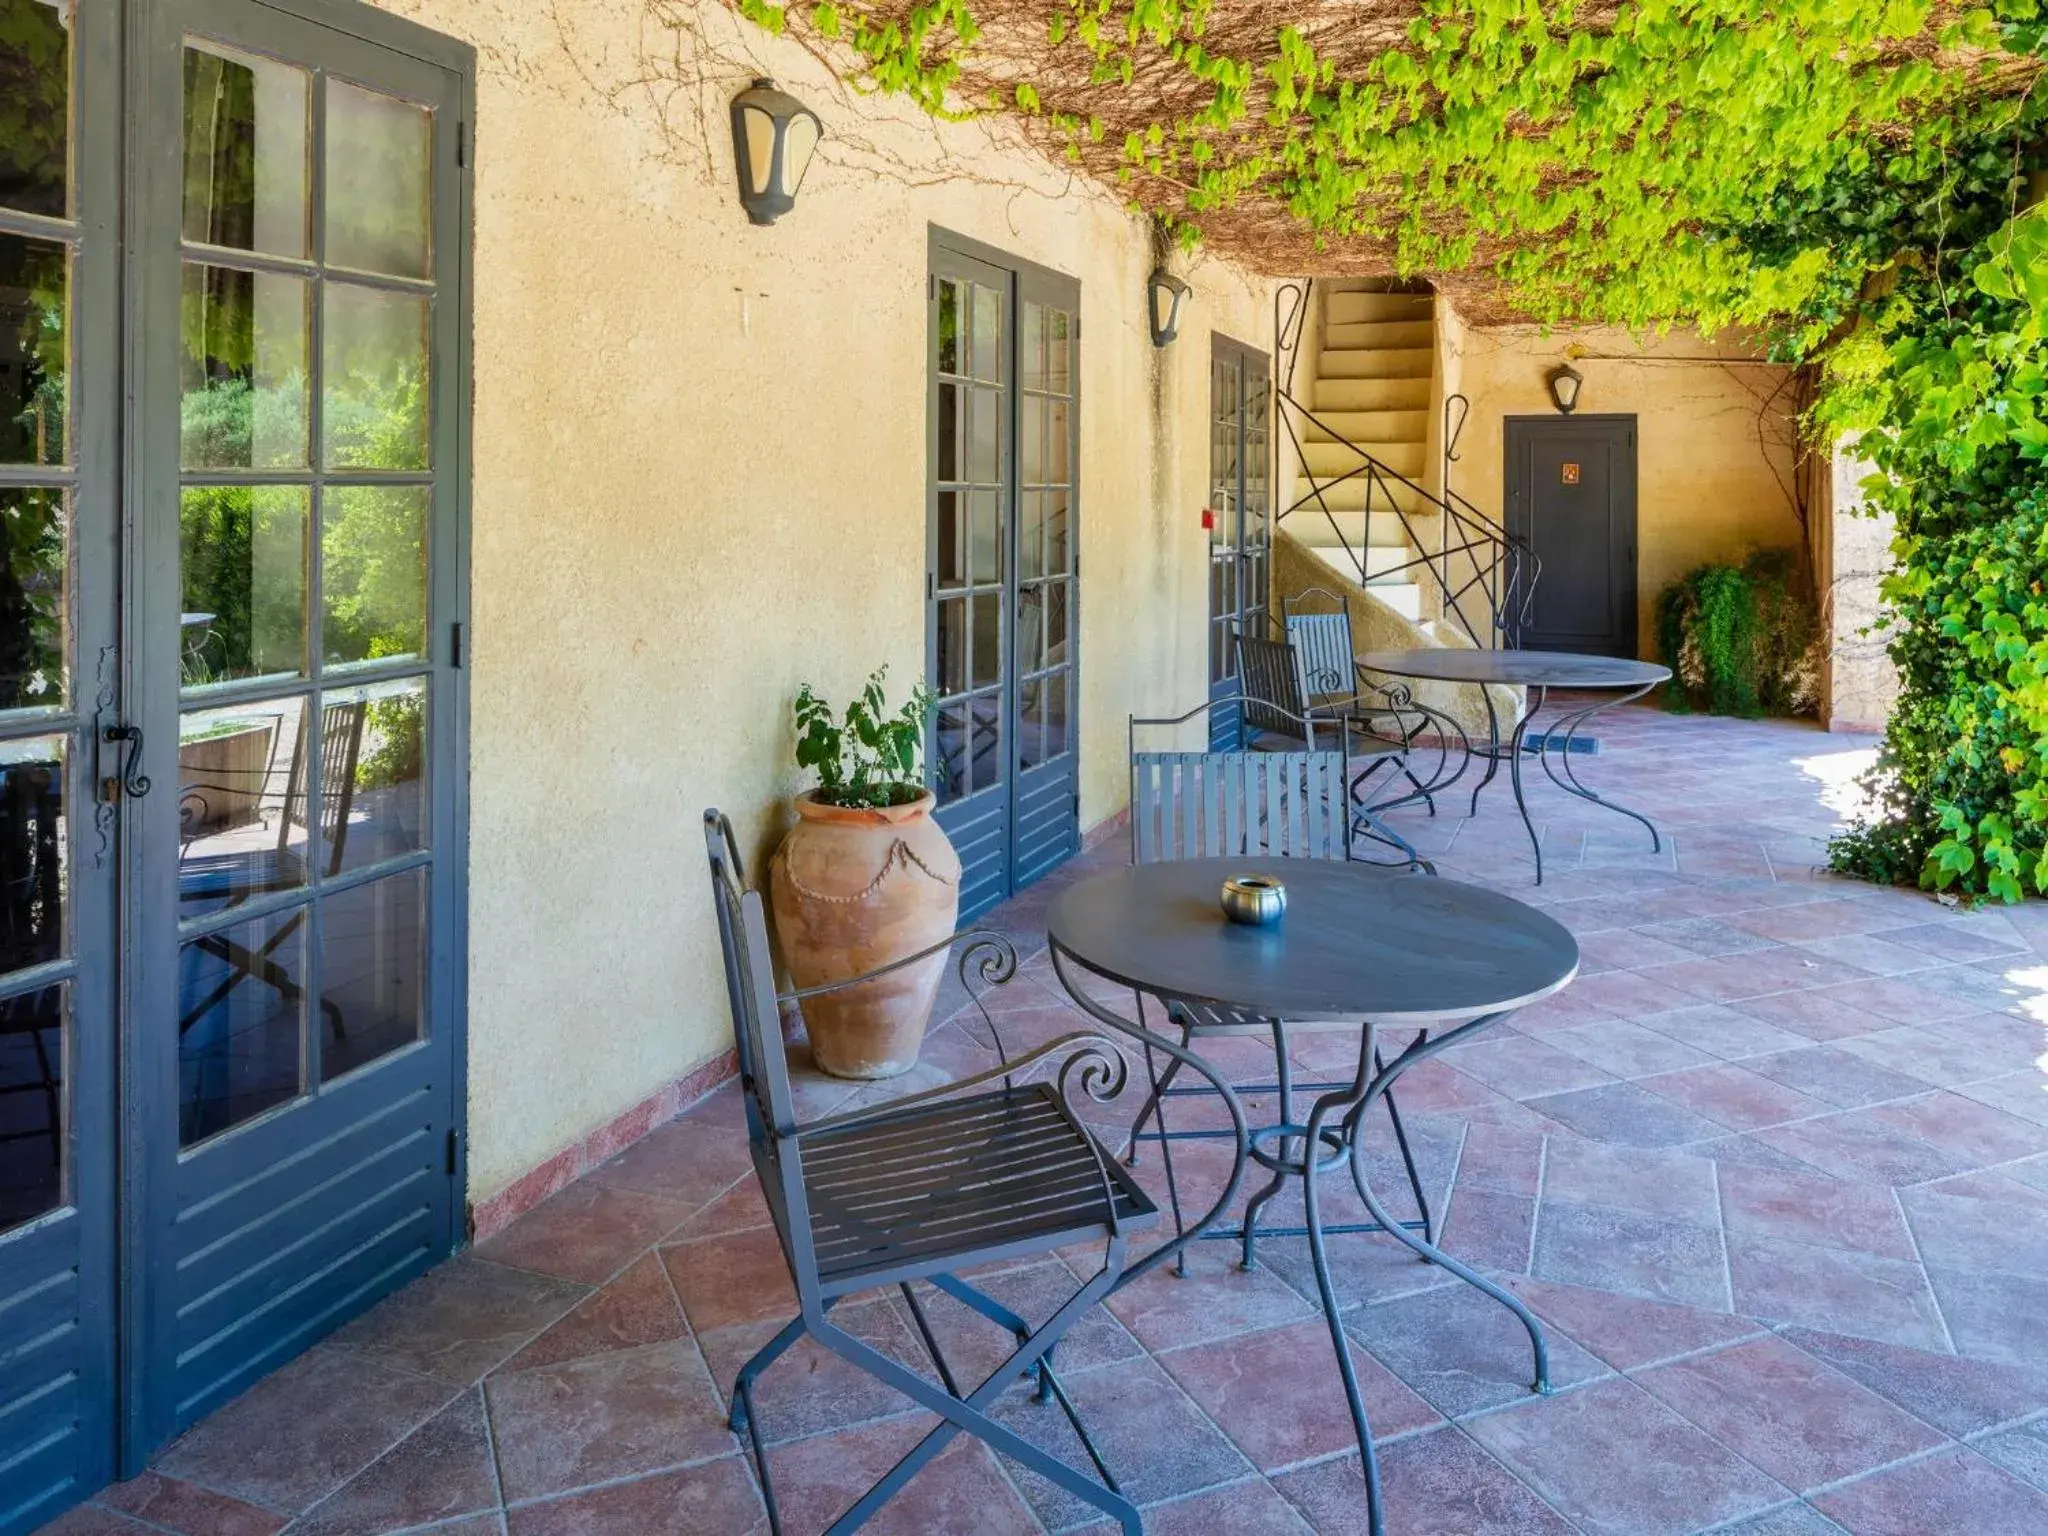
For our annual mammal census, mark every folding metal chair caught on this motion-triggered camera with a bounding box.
[703,810,1159,1535]
[1123,703,1437,1272]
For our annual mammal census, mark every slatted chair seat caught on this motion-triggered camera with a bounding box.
[798,1083,1156,1293]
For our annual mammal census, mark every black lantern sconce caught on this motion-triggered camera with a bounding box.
[729,78,822,226]
[1547,362,1584,415]
[1148,269,1191,347]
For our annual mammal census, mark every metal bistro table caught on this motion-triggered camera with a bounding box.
[1358,648,1672,883]
[1047,857,1578,1536]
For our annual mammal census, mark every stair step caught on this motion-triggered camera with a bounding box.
[1324,319,1435,351]
[1318,347,1434,380]
[1280,506,1436,549]
[1300,409,1429,446]
[1304,550,1423,618]
[1298,439,1427,481]
[1286,475,1437,519]
[1325,291,1434,326]
[1313,377,1432,412]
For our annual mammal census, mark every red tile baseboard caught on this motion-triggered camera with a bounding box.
[467,1047,739,1243]
[1083,805,1130,851]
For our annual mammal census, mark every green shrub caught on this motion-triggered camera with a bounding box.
[1654,549,1821,718]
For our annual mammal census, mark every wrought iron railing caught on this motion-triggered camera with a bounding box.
[1273,279,1538,649]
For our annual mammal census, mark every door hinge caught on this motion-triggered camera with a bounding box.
[450,622,463,669]
[926,572,935,601]
[457,122,468,168]
[445,1127,461,1175]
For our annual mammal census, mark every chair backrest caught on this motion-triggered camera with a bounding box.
[1234,632,1315,740]
[283,699,367,876]
[1284,601,1356,703]
[1130,748,1350,863]
[702,811,798,1145]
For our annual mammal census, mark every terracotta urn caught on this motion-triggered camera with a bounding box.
[768,789,961,1079]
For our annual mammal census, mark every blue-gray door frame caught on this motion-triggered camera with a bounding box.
[1505,413,1638,658]
[119,0,472,1484]
[926,229,1081,920]
[1207,333,1271,751]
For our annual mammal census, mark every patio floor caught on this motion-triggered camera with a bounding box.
[46,705,2048,1536]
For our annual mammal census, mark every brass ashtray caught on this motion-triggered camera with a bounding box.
[1220,874,1287,926]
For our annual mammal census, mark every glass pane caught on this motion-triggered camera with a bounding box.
[1021,303,1045,391]
[322,485,426,666]
[936,597,965,696]
[935,383,958,482]
[936,490,962,588]
[969,695,1000,790]
[180,486,308,685]
[323,679,425,874]
[0,739,63,971]
[1017,584,1043,673]
[1044,581,1069,669]
[178,698,308,919]
[933,703,967,803]
[0,233,66,466]
[970,594,999,689]
[1018,676,1044,772]
[971,284,1001,384]
[1047,310,1070,394]
[968,492,1000,585]
[0,0,68,220]
[1047,400,1070,483]
[322,284,427,470]
[178,907,305,1145]
[1019,491,1042,582]
[182,42,309,260]
[0,982,64,1235]
[936,279,959,376]
[179,264,309,469]
[1043,673,1068,760]
[320,869,424,1082]
[1019,402,1042,486]
[325,80,431,279]
[1046,489,1069,576]
[967,386,999,484]
[0,488,66,710]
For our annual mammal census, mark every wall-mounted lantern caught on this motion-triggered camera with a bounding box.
[729,78,822,226]
[1147,269,1191,347]
[1547,363,1584,415]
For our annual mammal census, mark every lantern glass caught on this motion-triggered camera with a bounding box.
[1548,364,1583,414]
[740,105,777,196]
[1148,270,1189,346]
[783,114,821,194]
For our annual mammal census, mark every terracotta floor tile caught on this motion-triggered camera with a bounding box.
[905,1259,1145,1388]
[1544,1017,1719,1080]
[1524,1080,1728,1148]
[1868,1091,2046,1169]
[1735,988,1894,1043]
[1713,1504,1860,1535]
[1782,1327,2048,1437]
[660,1225,798,1334]
[1901,1186,2048,1277]
[329,1255,589,1386]
[1452,1121,1546,1196]
[1926,1266,2048,1368]
[27,1512,159,1536]
[1754,1107,1974,1186]
[1503,1273,1763,1370]
[1441,1033,1618,1100]
[485,1341,735,1502]
[479,1180,692,1287]
[1635,1335,1943,1492]
[1437,1186,1535,1273]
[155,1346,455,1514]
[583,1113,756,1209]
[1158,1318,1440,1471]
[496,1252,688,1374]
[1971,1420,2048,1494]
[1099,1247,1315,1352]
[1744,1047,1931,1110]
[1953,1071,2048,1129]
[1649,948,1873,1005]
[692,1296,930,1446]
[1100,1479,1316,1535]
[1717,1162,1917,1260]
[1348,1282,1606,1416]
[1813,1447,2048,1535]
[1639,1061,1833,1132]
[1726,1234,1947,1351]
[1560,967,1706,1018]
[1540,1136,1721,1224]
[290,1389,500,1536]
[1635,1005,1818,1062]
[1271,1428,1577,1536]
[987,1356,1254,1529]
[504,1458,765,1536]
[1636,917,1781,957]
[1463,1376,1788,1536]
[92,1473,285,1536]
[1532,1199,1732,1310]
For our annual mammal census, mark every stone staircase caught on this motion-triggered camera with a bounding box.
[1288,287,1438,620]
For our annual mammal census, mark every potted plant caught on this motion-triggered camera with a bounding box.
[769,668,959,1079]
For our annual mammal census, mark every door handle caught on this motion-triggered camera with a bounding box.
[99,724,151,802]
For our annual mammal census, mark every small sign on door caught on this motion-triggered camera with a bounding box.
[1560,462,1581,485]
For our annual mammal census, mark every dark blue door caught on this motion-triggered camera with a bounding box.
[1207,337,1270,749]
[927,235,1080,919]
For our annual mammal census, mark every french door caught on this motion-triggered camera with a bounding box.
[1207,335,1271,748]
[926,233,1080,920]
[0,4,470,1527]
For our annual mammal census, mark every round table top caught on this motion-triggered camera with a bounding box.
[1356,648,1671,689]
[1047,858,1579,1025]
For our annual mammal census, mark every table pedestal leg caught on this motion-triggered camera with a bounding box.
[1533,680,1662,851]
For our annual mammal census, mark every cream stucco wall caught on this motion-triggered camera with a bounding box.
[1819,441,1900,730]
[1438,306,1806,659]
[365,0,1277,1203]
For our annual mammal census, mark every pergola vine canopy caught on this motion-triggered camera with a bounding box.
[724,0,2043,330]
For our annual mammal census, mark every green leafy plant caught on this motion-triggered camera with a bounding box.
[793,667,935,808]
[1655,549,1821,718]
